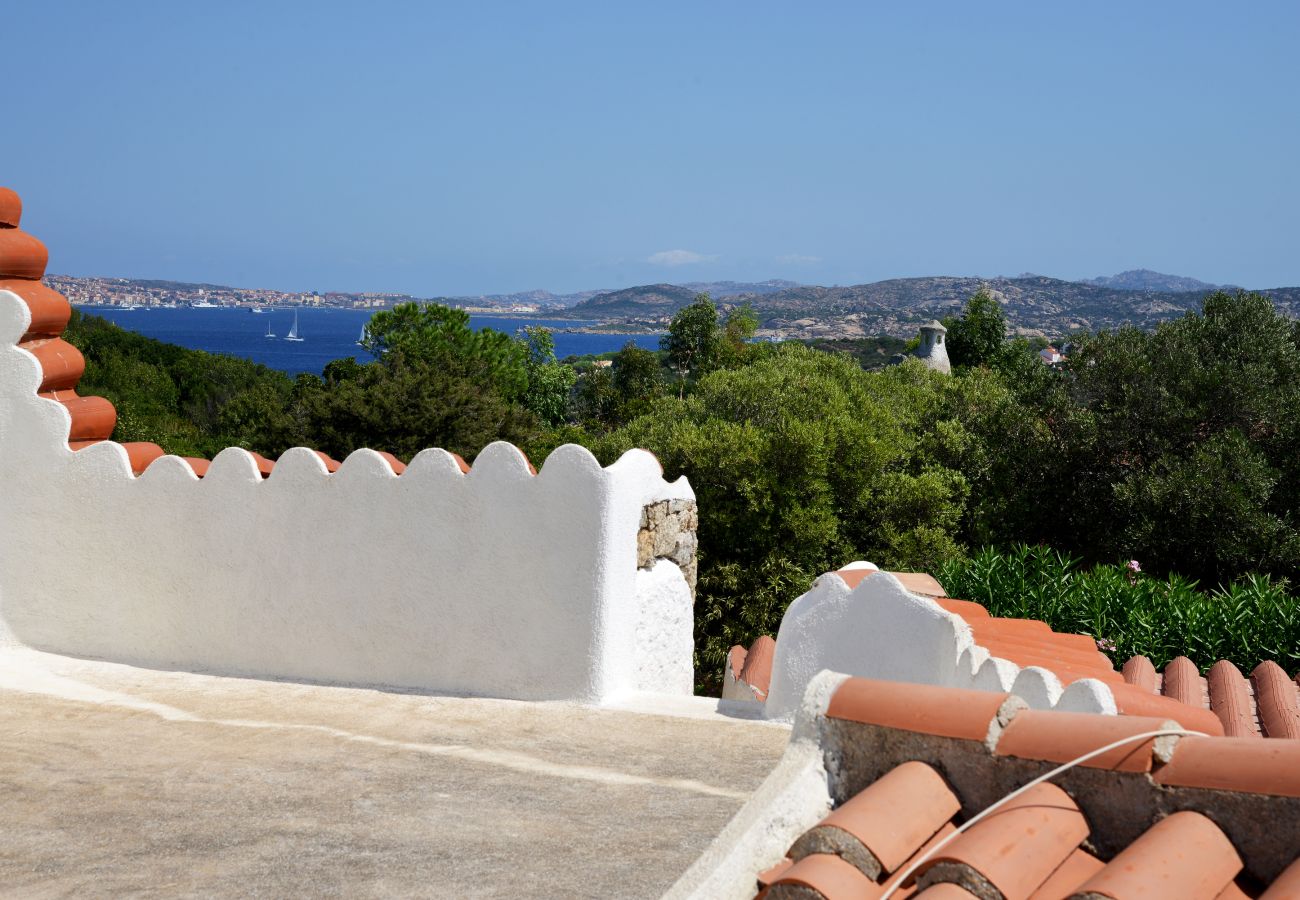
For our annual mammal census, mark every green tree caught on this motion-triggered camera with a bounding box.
[362,302,528,400]
[662,293,721,396]
[610,342,662,421]
[521,326,578,427]
[944,290,1007,368]
[594,344,975,690]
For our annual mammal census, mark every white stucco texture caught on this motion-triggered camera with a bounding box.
[763,570,1116,722]
[0,287,695,703]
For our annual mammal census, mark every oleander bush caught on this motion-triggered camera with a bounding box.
[937,545,1300,672]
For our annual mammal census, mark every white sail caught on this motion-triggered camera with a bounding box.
[285,311,304,342]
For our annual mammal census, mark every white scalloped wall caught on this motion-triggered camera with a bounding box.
[0,288,695,702]
[763,570,1117,721]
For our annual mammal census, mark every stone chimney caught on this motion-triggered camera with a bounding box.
[914,320,951,374]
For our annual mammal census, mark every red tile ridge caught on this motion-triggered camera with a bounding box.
[728,644,749,683]
[1121,655,1159,694]
[933,597,990,619]
[1,278,72,339]
[374,450,406,474]
[1153,734,1300,797]
[1109,682,1226,737]
[827,678,1025,745]
[1205,660,1261,738]
[913,782,1088,900]
[450,452,471,474]
[879,823,956,897]
[1162,655,1207,708]
[19,336,85,391]
[739,636,776,700]
[1068,811,1242,900]
[766,852,884,899]
[0,186,21,227]
[1251,661,1300,740]
[181,457,210,478]
[311,450,342,473]
[994,709,1182,773]
[0,227,48,280]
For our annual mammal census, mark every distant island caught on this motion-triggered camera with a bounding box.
[48,270,1299,341]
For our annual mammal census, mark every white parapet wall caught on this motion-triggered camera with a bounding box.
[763,569,1117,722]
[0,286,695,702]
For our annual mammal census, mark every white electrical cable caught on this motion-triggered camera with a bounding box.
[877,727,1209,899]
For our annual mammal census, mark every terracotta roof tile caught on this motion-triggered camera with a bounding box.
[1108,682,1226,737]
[1252,662,1300,740]
[1026,848,1104,899]
[1121,655,1159,694]
[913,782,1088,900]
[933,598,989,619]
[1120,655,1300,740]
[450,452,471,474]
[0,227,48,279]
[21,337,84,391]
[789,761,959,877]
[312,450,342,473]
[913,885,979,898]
[1206,660,1260,738]
[757,857,794,888]
[994,710,1180,773]
[0,186,21,227]
[766,853,884,899]
[1068,811,1242,900]
[44,391,117,442]
[828,679,1021,743]
[1,278,72,338]
[181,457,210,478]
[1153,735,1300,797]
[833,568,945,597]
[739,636,776,701]
[374,450,406,474]
[879,823,957,898]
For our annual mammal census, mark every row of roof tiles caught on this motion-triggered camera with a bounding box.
[728,567,1300,739]
[0,186,515,481]
[755,676,1300,899]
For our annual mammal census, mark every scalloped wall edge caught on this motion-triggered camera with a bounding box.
[0,188,696,702]
[762,570,1118,722]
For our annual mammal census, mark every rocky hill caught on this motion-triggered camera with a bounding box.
[1077,269,1234,293]
[561,275,1300,340]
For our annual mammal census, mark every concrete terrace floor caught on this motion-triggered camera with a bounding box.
[0,648,789,899]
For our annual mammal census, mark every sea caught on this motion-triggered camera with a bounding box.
[74,306,662,376]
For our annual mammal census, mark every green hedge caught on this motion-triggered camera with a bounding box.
[936,545,1300,673]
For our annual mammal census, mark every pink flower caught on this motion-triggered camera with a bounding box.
[1096,637,1118,653]
[1127,560,1141,573]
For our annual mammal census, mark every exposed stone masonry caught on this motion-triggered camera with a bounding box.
[638,499,698,595]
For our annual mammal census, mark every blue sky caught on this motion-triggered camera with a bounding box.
[6,2,1298,294]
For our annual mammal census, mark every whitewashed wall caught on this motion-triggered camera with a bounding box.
[0,288,695,702]
[763,570,1117,721]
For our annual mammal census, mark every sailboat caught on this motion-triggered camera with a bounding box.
[357,324,366,346]
[264,319,275,339]
[284,311,304,342]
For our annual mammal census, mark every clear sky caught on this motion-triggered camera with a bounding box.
[6,2,1298,294]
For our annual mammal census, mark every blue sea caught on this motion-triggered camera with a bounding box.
[74,306,662,375]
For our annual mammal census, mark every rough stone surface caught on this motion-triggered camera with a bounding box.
[0,649,788,899]
[639,498,699,593]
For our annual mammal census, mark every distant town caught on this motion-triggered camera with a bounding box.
[44,274,553,315]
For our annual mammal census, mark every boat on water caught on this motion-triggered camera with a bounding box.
[357,324,366,346]
[284,311,304,342]
[250,306,265,314]
[190,300,219,309]
[264,320,275,339]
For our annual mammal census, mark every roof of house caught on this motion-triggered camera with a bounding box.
[0,185,516,480]
[754,676,1300,899]
[729,565,1299,740]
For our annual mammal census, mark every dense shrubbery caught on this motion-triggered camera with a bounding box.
[66,288,1300,689]
[938,545,1300,673]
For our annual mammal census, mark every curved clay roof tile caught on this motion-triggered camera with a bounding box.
[1206,660,1260,738]
[0,279,72,337]
[1069,811,1241,900]
[0,187,20,227]
[1251,661,1300,740]
[913,782,1087,900]
[738,635,776,700]
[0,229,49,280]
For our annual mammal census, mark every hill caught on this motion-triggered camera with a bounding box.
[1078,269,1233,293]
[562,274,1300,340]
